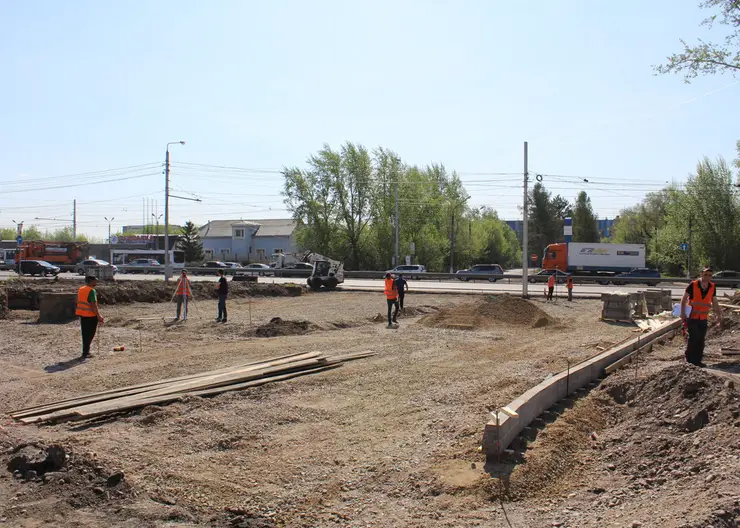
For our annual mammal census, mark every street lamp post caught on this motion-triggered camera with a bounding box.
[104,216,115,264]
[449,196,470,274]
[12,220,23,276]
[152,213,163,250]
[164,141,185,282]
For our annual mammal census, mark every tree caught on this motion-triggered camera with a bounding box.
[527,183,569,254]
[655,0,740,82]
[572,191,600,242]
[178,221,204,263]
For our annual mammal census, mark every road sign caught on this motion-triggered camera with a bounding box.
[16,235,22,246]
[680,243,688,251]
[110,235,119,244]
[531,254,538,261]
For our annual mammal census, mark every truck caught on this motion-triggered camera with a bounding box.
[541,242,646,276]
[271,251,345,290]
[16,241,89,273]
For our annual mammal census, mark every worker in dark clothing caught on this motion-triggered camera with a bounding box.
[395,274,409,311]
[216,269,228,323]
[384,273,399,327]
[76,276,104,359]
[680,266,723,367]
[566,274,573,302]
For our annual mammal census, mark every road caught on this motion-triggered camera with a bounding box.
[1,270,728,300]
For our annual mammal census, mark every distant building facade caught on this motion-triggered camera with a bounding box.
[197,219,298,263]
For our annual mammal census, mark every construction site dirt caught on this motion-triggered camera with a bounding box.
[1,290,738,527]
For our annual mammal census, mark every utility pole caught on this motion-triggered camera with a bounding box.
[449,213,455,274]
[164,141,185,282]
[394,178,399,267]
[152,213,163,250]
[105,216,115,264]
[522,141,529,298]
[687,214,692,278]
[73,199,77,240]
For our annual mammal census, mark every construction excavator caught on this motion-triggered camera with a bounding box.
[271,251,345,290]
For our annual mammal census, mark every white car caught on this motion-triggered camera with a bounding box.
[224,262,243,269]
[76,259,118,275]
[243,263,272,276]
[386,264,426,279]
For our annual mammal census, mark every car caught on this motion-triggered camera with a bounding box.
[20,260,61,277]
[611,267,661,287]
[712,270,739,288]
[242,263,272,276]
[120,259,162,274]
[76,259,118,275]
[528,269,569,284]
[194,260,230,275]
[387,264,427,279]
[224,262,243,269]
[456,264,504,282]
[274,262,313,278]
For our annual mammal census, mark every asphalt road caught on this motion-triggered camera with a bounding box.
[0,270,723,300]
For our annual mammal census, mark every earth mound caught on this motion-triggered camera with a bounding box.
[419,295,555,330]
[251,317,319,337]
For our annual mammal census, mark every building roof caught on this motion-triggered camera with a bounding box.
[198,219,296,238]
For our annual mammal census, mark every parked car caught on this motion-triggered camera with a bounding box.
[528,269,569,284]
[76,259,118,275]
[242,263,272,276]
[20,260,61,277]
[712,270,739,288]
[387,264,427,279]
[611,267,661,287]
[119,259,162,274]
[456,264,504,282]
[194,261,230,275]
[274,262,313,278]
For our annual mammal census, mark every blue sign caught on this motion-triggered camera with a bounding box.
[680,243,688,251]
[16,235,22,245]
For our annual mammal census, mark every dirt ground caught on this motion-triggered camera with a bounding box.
[0,290,737,527]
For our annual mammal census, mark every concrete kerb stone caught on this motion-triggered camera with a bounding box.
[481,318,682,456]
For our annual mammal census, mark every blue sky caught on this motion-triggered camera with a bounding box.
[1,0,737,239]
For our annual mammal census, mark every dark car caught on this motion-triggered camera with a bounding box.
[611,267,661,287]
[528,269,569,284]
[20,260,60,277]
[456,264,504,282]
[274,262,313,278]
[712,270,739,288]
[195,261,230,275]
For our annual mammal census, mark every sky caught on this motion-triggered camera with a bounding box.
[1,0,738,240]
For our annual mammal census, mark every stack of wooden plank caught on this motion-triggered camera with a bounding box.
[11,351,373,425]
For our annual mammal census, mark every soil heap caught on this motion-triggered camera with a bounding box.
[419,295,555,330]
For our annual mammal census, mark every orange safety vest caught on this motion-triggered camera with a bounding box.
[75,285,97,317]
[566,277,573,290]
[384,278,397,300]
[547,275,555,288]
[176,277,192,297]
[688,280,714,320]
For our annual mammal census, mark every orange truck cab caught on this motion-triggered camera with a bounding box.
[541,243,568,272]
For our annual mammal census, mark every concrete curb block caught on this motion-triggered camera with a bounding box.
[481,318,682,455]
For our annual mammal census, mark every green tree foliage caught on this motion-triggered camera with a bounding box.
[178,221,204,263]
[283,143,522,271]
[655,0,740,82]
[527,182,572,254]
[572,191,600,242]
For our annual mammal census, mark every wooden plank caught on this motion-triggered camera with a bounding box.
[720,348,740,356]
[21,357,329,424]
[22,365,344,424]
[12,352,323,420]
[12,350,321,418]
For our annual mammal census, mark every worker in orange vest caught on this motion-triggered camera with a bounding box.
[174,269,193,321]
[566,274,574,302]
[76,275,104,359]
[384,272,399,327]
[547,273,555,301]
[680,266,723,367]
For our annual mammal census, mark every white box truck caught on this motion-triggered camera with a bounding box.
[541,242,646,274]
